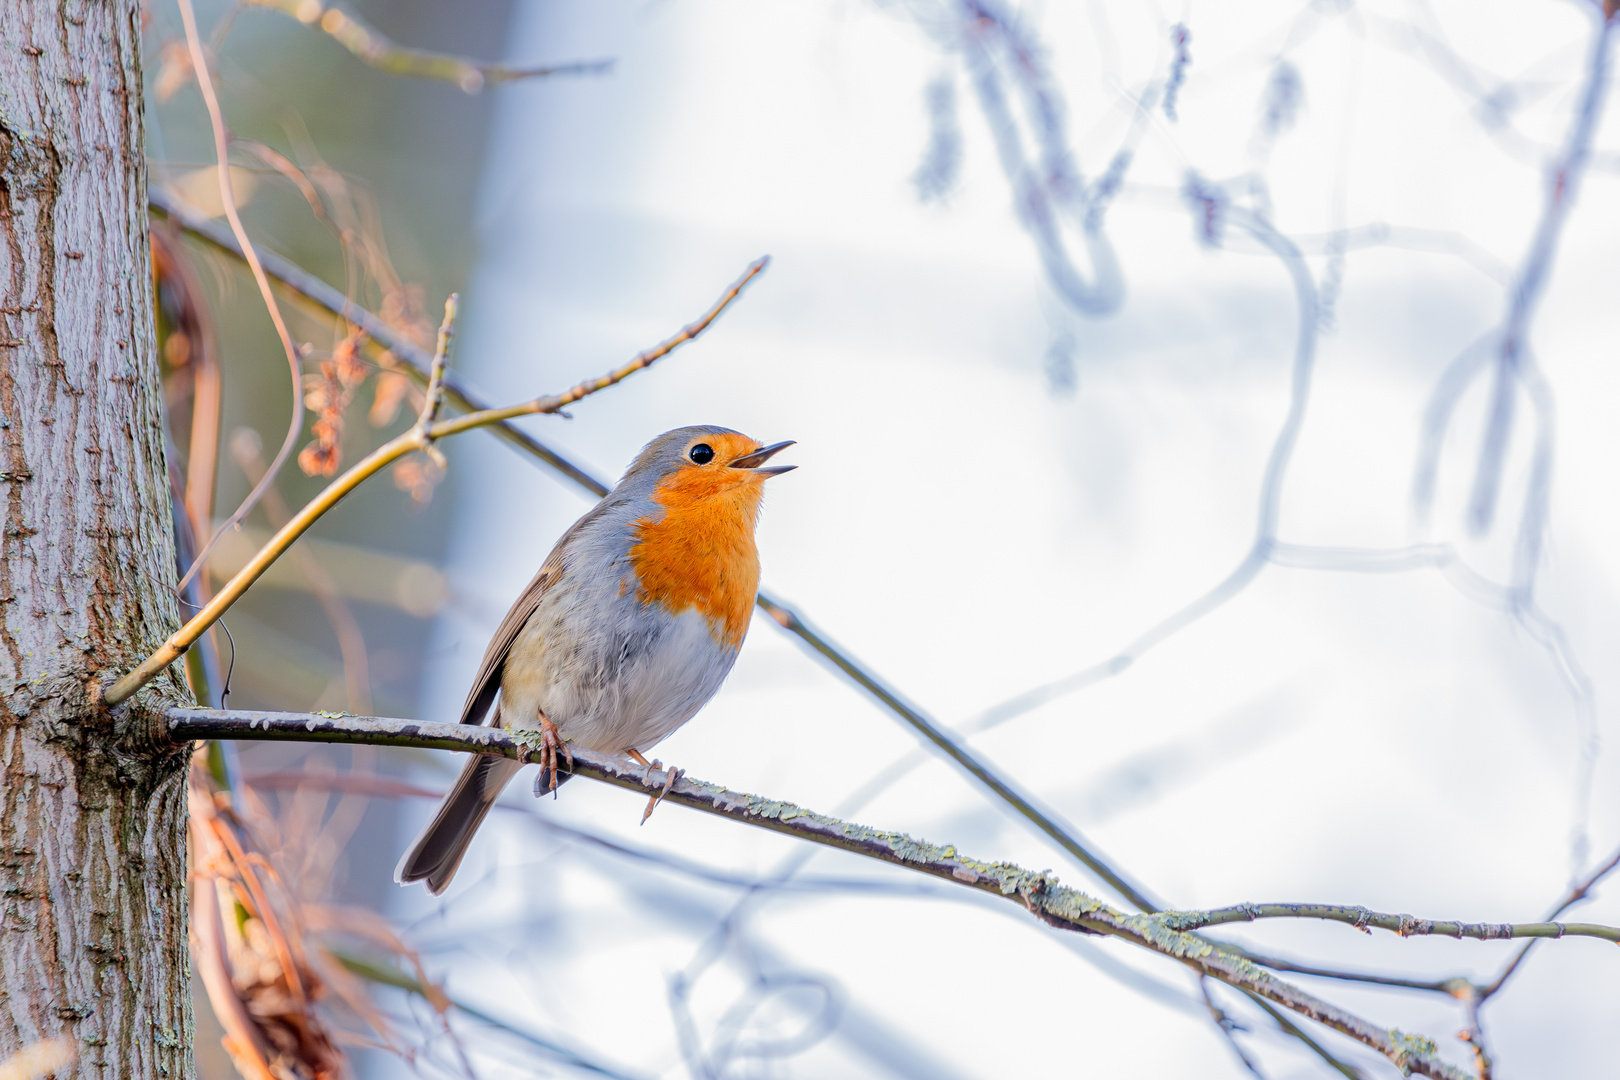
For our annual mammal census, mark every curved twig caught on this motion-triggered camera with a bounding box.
[1159,901,1620,946]
[173,0,306,593]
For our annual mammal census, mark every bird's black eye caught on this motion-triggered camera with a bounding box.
[689,443,715,465]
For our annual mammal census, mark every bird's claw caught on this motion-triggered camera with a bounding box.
[641,763,682,825]
[516,713,571,797]
[624,749,680,823]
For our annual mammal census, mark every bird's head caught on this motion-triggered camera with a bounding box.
[623,426,796,512]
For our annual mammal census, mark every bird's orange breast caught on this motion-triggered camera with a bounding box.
[627,467,764,650]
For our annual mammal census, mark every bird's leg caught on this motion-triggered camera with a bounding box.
[626,749,682,824]
[514,710,572,797]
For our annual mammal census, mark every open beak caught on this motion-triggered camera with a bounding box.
[730,440,796,476]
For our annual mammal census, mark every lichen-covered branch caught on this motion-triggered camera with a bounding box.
[166,708,1474,1080]
[752,595,1160,912]
[1159,901,1620,946]
[243,0,612,93]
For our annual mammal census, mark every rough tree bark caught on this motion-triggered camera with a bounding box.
[1,3,192,1078]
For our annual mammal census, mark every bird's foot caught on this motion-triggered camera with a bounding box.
[514,712,572,797]
[626,749,683,824]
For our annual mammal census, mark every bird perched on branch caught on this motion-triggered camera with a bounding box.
[396,426,795,894]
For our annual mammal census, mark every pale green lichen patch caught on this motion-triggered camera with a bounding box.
[1124,913,1224,962]
[744,796,810,821]
[1037,884,1108,922]
[1387,1029,1440,1065]
[678,777,754,813]
[508,727,548,750]
[692,784,1101,903]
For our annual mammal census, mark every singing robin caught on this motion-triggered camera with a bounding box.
[395,426,795,894]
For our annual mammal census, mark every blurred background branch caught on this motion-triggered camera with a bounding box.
[243,0,613,93]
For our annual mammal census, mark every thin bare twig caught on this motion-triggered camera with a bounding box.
[1159,901,1620,946]
[1225,947,1461,995]
[173,0,307,593]
[753,594,1160,912]
[244,769,944,897]
[151,226,223,544]
[243,0,612,93]
[962,206,1319,735]
[1237,993,1364,1080]
[1457,986,1493,1080]
[330,951,640,1079]
[948,0,1124,315]
[167,707,1480,1080]
[1199,978,1267,1078]
[1465,9,1615,535]
[1480,839,1620,998]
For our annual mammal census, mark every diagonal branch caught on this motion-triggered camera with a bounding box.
[1480,837,1620,998]
[242,0,612,93]
[146,186,1159,913]
[753,596,1160,912]
[167,707,1478,1080]
[1159,902,1620,946]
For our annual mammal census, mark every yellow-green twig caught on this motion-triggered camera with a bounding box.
[105,261,765,707]
[1161,902,1620,946]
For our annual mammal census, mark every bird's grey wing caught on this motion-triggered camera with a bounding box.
[457,495,628,728]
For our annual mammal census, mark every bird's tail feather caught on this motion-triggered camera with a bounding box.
[395,754,523,894]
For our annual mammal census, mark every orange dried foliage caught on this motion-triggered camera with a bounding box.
[190,758,346,1080]
[391,457,445,505]
[298,330,369,478]
[154,39,195,103]
[367,367,415,428]
[188,751,456,1080]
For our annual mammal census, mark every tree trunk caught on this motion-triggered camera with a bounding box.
[0,3,192,1078]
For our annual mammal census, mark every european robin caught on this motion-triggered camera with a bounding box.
[396,426,795,894]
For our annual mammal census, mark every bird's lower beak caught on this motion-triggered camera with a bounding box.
[730,440,796,476]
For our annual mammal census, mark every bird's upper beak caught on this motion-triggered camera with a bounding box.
[729,440,796,476]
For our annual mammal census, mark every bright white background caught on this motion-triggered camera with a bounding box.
[392,1,1620,1076]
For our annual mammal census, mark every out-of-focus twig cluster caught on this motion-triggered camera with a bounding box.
[188,754,347,1080]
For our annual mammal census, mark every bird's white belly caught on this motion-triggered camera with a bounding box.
[498,599,739,756]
